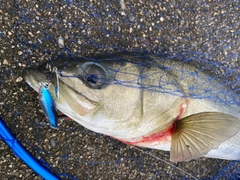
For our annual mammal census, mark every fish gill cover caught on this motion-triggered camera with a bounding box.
[0,0,239,179]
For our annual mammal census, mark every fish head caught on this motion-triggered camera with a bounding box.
[23,55,143,135]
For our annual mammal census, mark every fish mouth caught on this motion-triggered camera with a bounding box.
[23,67,46,91]
[23,66,98,118]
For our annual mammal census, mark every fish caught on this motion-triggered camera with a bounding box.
[23,52,240,162]
[39,82,58,128]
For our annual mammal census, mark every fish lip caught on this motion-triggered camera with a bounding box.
[22,67,32,81]
[22,67,47,92]
[22,67,29,78]
[59,79,99,106]
[22,67,38,81]
[22,67,34,88]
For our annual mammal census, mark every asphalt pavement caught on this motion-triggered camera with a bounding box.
[0,0,239,179]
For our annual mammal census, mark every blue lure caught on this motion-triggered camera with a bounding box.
[39,82,58,128]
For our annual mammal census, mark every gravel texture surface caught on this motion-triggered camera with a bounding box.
[0,0,239,179]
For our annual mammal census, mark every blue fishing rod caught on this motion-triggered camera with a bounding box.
[0,116,60,180]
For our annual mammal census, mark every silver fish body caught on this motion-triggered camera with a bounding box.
[23,52,240,162]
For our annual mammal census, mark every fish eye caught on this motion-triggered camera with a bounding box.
[82,63,107,89]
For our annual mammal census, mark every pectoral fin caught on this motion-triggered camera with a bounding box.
[170,112,240,162]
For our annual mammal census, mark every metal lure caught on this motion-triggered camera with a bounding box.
[52,67,59,99]
[39,82,58,128]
